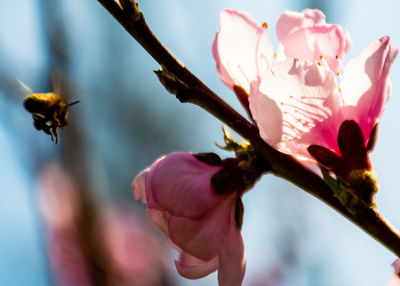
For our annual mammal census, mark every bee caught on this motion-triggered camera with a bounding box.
[19,80,79,144]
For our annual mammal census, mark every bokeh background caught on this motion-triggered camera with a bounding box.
[1,0,399,285]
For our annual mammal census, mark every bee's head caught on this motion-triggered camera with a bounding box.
[23,96,42,112]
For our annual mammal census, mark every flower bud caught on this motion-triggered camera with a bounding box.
[347,169,378,206]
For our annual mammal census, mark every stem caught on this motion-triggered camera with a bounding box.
[97,0,400,257]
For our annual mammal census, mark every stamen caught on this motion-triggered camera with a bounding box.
[291,96,330,115]
[300,96,326,100]
[318,56,329,68]
[262,22,268,29]
[274,53,277,58]
[335,55,344,72]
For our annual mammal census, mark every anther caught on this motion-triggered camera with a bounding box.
[262,22,268,29]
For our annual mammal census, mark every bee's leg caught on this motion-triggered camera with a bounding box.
[52,128,58,144]
[49,122,58,144]
[43,126,53,141]
[33,115,45,131]
[33,116,52,138]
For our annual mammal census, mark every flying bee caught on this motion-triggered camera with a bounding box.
[19,80,79,144]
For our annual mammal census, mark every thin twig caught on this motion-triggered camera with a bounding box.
[97,0,400,257]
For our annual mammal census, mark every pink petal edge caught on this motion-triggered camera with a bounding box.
[132,169,148,203]
[217,208,246,286]
[212,9,274,92]
[341,36,398,141]
[175,252,219,279]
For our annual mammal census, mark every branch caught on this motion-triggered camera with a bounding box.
[97,0,400,257]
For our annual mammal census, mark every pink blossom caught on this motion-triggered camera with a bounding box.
[212,9,350,94]
[388,259,400,286]
[132,152,246,286]
[249,36,397,168]
[213,9,397,171]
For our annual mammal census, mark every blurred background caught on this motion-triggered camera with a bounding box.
[1,0,400,285]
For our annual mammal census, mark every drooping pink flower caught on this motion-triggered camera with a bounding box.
[213,9,350,94]
[132,152,246,286]
[388,259,400,286]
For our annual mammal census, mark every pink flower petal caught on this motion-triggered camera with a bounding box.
[249,58,342,161]
[146,208,169,236]
[132,169,148,204]
[168,195,236,261]
[249,79,283,147]
[175,252,218,279]
[388,275,400,286]
[212,9,274,92]
[389,259,400,286]
[276,9,326,48]
[217,211,246,286]
[393,258,400,274]
[149,152,223,219]
[341,36,398,140]
[132,155,166,206]
[278,9,324,34]
[276,9,351,73]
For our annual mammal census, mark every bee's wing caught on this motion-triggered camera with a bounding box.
[17,78,33,95]
[52,81,62,97]
[51,70,67,96]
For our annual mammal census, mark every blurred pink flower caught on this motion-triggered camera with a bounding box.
[212,9,350,94]
[37,163,93,286]
[101,206,170,286]
[388,259,400,286]
[132,152,245,286]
